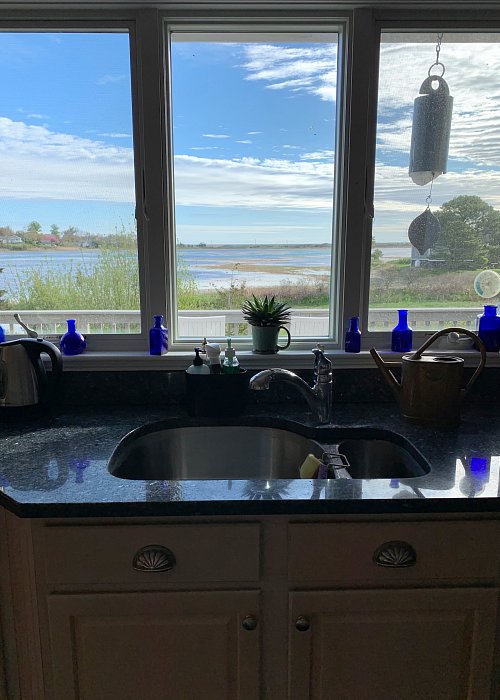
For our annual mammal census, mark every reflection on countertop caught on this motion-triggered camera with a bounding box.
[1,402,500,517]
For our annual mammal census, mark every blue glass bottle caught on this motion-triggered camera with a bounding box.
[477,305,500,352]
[391,309,412,352]
[149,314,168,355]
[0,325,5,343]
[344,316,361,353]
[60,319,86,356]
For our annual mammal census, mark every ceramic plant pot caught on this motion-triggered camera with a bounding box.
[251,325,291,354]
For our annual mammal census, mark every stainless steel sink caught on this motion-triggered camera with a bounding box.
[108,420,431,481]
[108,425,322,480]
[336,439,429,479]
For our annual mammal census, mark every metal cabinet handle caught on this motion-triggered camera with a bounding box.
[373,540,416,568]
[295,616,310,632]
[242,615,258,631]
[132,545,176,572]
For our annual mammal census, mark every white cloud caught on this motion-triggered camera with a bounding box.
[248,131,262,135]
[174,154,334,210]
[98,133,131,139]
[241,43,337,102]
[236,139,252,144]
[0,117,134,202]
[97,74,127,85]
[27,113,48,120]
[202,133,230,139]
[301,149,335,161]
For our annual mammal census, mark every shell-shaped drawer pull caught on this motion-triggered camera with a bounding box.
[242,615,258,631]
[132,545,176,572]
[373,540,416,568]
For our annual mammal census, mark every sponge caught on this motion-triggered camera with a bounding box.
[299,453,321,479]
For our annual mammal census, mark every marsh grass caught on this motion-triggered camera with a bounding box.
[11,250,140,309]
[10,250,483,315]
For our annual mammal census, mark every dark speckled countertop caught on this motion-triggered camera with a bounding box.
[1,402,500,517]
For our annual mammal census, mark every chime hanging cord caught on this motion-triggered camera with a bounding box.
[426,176,435,209]
[429,32,445,77]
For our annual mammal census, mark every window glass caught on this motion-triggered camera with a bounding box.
[170,32,338,340]
[0,32,139,336]
[370,32,500,334]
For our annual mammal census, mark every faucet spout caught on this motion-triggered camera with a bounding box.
[249,351,332,424]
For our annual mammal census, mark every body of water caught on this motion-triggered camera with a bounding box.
[0,244,411,295]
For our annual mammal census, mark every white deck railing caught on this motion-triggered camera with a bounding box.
[0,307,482,337]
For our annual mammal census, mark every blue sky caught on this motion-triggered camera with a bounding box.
[2,31,500,245]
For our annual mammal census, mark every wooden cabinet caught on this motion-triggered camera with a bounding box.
[48,590,261,700]
[2,513,500,700]
[289,588,498,700]
[287,521,500,700]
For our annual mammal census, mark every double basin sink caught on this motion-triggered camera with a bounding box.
[108,417,430,482]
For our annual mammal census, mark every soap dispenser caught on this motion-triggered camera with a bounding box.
[222,338,239,374]
[186,347,210,374]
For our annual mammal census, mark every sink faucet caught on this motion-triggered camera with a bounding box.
[249,346,333,424]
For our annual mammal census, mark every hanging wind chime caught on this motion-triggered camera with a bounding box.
[408,33,454,255]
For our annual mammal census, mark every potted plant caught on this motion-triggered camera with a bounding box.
[242,294,292,354]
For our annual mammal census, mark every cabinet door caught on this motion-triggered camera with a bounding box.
[289,588,498,700]
[47,590,260,700]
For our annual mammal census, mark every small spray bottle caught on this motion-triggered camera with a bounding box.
[222,338,239,374]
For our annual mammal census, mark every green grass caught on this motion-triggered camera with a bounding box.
[5,252,495,313]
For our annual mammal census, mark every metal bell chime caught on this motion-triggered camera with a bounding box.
[408,33,453,255]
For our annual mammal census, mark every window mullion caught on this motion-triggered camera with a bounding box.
[135,9,169,339]
[342,8,380,341]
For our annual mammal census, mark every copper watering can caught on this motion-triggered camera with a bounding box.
[370,327,487,428]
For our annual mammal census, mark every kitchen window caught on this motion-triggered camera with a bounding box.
[0,28,141,342]
[368,29,500,338]
[0,8,498,361]
[168,30,340,343]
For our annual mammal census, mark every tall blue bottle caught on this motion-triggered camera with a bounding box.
[391,309,412,352]
[60,319,86,356]
[477,305,500,352]
[344,316,361,353]
[149,315,168,355]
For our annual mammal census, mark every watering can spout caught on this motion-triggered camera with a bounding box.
[369,348,402,402]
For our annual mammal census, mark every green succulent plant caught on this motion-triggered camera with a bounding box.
[242,294,291,327]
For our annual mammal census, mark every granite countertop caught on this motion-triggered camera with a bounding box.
[1,402,500,518]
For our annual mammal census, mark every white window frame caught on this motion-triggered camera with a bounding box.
[355,10,500,353]
[1,4,499,370]
[161,17,349,351]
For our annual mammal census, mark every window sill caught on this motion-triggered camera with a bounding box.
[59,348,500,371]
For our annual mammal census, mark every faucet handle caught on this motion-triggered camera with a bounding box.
[312,345,332,383]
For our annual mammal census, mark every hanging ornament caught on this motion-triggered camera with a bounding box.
[408,205,441,255]
[409,34,453,185]
[407,34,452,255]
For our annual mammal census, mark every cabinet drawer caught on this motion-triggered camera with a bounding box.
[42,523,260,586]
[289,521,500,585]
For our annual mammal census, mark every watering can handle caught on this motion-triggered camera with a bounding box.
[412,327,487,398]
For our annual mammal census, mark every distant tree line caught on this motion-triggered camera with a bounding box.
[0,220,137,249]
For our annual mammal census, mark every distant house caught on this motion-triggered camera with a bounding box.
[410,245,445,268]
[0,235,23,245]
[41,234,60,246]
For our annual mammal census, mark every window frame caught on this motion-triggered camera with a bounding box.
[162,16,349,350]
[1,5,499,366]
[360,11,500,349]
